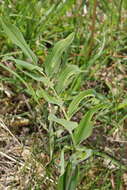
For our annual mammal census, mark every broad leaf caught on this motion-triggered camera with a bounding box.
[1,18,38,63]
[74,111,93,145]
[48,114,78,134]
[4,57,43,72]
[23,72,53,87]
[55,64,83,94]
[44,33,74,77]
[66,164,78,190]
[74,104,109,145]
[57,175,65,190]
[57,163,78,190]
[67,89,96,118]
[71,148,92,164]
[37,89,63,106]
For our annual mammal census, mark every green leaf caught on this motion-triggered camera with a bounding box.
[22,71,53,87]
[74,104,109,145]
[112,99,127,111]
[48,114,78,134]
[56,0,75,16]
[49,118,54,160]
[57,175,65,190]
[15,59,39,70]
[66,164,78,190]
[57,163,78,190]
[3,57,52,87]
[1,18,38,63]
[4,57,43,72]
[71,148,92,164]
[36,89,63,106]
[67,89,96,118]
[55,64,83,94]
[60,149,65,176]
[44,33,74,77]
[74,111,93,145]
[0,62,28,87]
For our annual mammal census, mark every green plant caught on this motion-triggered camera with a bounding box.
[0,11,127,189]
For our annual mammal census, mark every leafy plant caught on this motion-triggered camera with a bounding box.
[0,16,126,190]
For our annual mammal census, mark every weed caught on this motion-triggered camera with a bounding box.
[0,1,127,190]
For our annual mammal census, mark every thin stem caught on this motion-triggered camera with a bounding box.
[51,87,69,120]
[86,0,97,58]
[117,0,123,30]
[94,150,127,170]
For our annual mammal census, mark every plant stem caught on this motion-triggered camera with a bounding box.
[94,150,127,170]
[117,0,123,30]
[86,0,97,58]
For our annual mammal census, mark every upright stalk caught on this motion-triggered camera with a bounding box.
[117,0,123,30]
[86,0,97,58]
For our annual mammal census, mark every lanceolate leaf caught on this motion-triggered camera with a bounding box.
[57,163,78,190]
[74,104,109,145]
[1,18,38,63]
[48,114,78,134]
[44,33,74,77]
[23,72,53,87]
[66,164,78,190]
[57,175,65,190]
[74,110,93,145]
[55,64,83,94]
[67,89,96,118]
[0,62,28,87]
[60,149,65,176]
[4,57,43,72]
[36,89,63,106]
